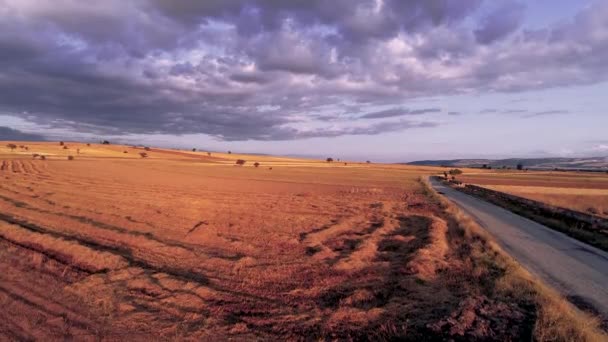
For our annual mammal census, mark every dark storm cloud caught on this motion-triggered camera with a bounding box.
[0,1,607,141]
[360,107,440,119]
[475,2,525,44]
[0,127,47,141]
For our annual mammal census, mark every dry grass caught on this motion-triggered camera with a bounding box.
[421,177,607,341]
[483,185,608,217]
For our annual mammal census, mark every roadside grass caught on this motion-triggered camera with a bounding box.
[421,177,607,341]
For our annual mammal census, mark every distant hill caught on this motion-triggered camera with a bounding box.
[407,157,608,171]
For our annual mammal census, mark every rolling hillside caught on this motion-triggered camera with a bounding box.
[408,157,608,170]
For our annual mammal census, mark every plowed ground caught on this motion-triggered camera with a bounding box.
[0,144,535,340]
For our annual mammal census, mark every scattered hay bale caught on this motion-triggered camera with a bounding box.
[123,150,128,153]
[32,153,39,159]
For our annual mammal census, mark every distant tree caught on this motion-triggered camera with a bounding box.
[32,153,39,159]
[59,141,64,146]
[326,157,333,163]
[344,163,347,166]
[443,171,448,179]
[448,169,463,175]
[77,148,80,154]
[40,155,46,160]
[482,164,488,169]
[516,163,524,170]
[254,162,260,168]
[102,140,110,145]
[192,148,196,152]
[139,152,148,158]
[228,151,232,154]
[236,159,246,166]
[63,145,68,149]
[144,146,151,151]
[67,155,74,160]
[207,152,211,156]
[87,143,91,146]
[6,143,17,151]
[366,160,371,164]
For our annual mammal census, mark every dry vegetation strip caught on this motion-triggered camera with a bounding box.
[0,144,605,340]
[483,185,608,218]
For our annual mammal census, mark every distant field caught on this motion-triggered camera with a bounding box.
[458,171,608,217]
[483,185,608,217]
[458,171,608,189]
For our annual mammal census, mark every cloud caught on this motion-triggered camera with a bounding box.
[592,144,608,152]
[447,111,462,116]
[360,107,440,119]
[522,110,569,118]
[0,127,47,141]
[475,2,525,44]
[0,1,606,141]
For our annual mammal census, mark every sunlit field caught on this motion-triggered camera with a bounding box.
[458,171,608,217]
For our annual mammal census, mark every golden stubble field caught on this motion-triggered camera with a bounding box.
[0,142,604,340]
[458,171,608,217]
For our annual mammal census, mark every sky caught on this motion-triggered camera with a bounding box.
[0,0,607,162]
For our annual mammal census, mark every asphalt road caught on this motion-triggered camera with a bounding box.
[430,178,608,318]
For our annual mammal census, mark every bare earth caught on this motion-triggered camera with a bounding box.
[3,142,535,340]
[431,178,608,319]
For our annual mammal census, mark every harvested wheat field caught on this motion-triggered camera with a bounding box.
[0,142,605,341]
[458,171,608,217]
